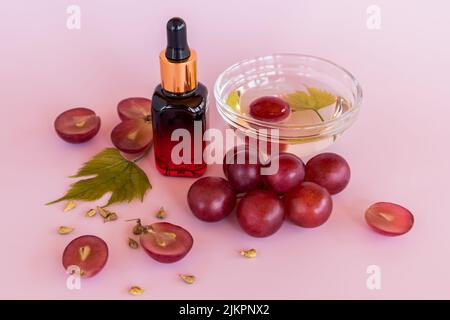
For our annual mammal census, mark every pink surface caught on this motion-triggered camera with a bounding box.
[1,0,449,299]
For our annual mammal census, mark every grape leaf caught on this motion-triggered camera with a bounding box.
[225,90,241,113]
[47,148,151,207]
[284,86,336,111]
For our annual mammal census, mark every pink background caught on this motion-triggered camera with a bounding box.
[1,0,449,299]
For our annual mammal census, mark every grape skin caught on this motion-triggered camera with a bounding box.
[188,177,237,222]
[305,153,350,195]
[237,190,285,237]
[262,153,305,194]
[249,96,291,122]
[284,182,333,228]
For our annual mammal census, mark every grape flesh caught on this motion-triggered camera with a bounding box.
[237,190,285,237]
[117,97,151,121]
[62,235,108,278]
[111,119,153,154]
[365,202,414,236]
[262,153,305,194]
[188,177,236,222]
[112,97,153,154]
[54,107,101,143]
[284,182,333,228]
[305,153,351,195]
[140,222,193,263]
[249,96,291,122]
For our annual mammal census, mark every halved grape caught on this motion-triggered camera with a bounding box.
[224,146,262,193]
[284,182,333,228]
[365,202,414,236]
[140,222,193,263]
[237,190,285,237]
[62,235,108,278]
[305,153,351,195]
[117,97,151,121]
[249,96,290,122]
[111,119,153,154]
[262,153,305,194]
[188,177,236,222]
[54,107,101,143]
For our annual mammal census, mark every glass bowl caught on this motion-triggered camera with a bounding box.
[214,54,362,157]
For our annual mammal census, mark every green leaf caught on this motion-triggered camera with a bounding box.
[47,148,151,207]
[284,86,336,111]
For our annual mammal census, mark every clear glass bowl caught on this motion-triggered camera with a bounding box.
[214,54,363,157]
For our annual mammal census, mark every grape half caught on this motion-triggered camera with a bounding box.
[111,119,153,154]
[305,153,351,195]
[62,235,108,278]
[188,177,236,222]
[365,202,414,236]
[237,190,285,237]
[54,107,101,143]
[140,222,193,263]
[262,153,305,194]
[284,182,333,228]
[249,96,291,122]
[117,97,151,121]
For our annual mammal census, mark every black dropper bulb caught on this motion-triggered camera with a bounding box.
[165,17,191,61]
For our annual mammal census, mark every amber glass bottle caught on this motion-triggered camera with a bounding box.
[151,17,207,177]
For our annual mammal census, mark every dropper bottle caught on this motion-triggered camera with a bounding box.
[151,17,208,177]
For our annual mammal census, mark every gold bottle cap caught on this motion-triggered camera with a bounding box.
[159,49,197,94]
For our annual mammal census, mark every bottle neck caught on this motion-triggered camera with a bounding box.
[161,86,196,98]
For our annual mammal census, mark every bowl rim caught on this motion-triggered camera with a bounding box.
[213,53,363,131]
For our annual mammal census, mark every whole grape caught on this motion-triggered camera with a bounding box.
[284,182,333,228]
[305,153,350,194]
[262,153,305,194]
[188,177,236,222]
[237,190,284,237]
[224,146,262,193]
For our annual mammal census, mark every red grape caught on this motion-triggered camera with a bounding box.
[284,182,333,228]
[54,107,101,143]
[305,153,351,195]
[222,146,243,178]
[140,222,193,263]
[117,97,151,121]
[223,145,257,178]
[224,146,262,193]
[237,190,285,237]
[188,177,236,222]
[249,96,291,122]
[365,202,414,236]
[262,153,305,194]
[62,235,108,278]
[111,119,153,154]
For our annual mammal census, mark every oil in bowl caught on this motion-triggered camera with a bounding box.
[214,54,362,157]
